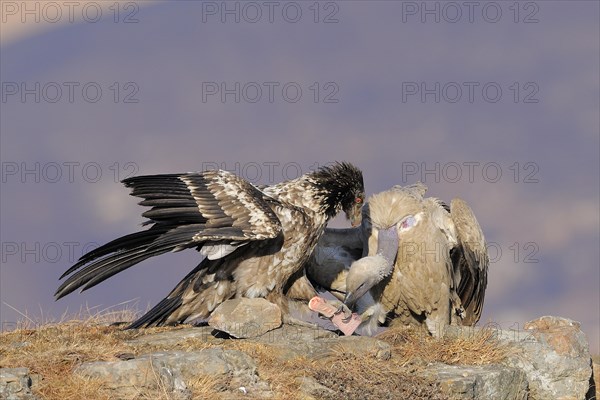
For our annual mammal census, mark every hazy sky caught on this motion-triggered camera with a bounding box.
[1,1,598,353]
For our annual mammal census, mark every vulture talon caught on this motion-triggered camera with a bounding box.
[341,314,353,324]
[333,303,353,322]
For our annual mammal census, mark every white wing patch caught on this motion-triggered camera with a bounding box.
[200,242,248,260]
[180,171,282,241]
[212,173,276,238]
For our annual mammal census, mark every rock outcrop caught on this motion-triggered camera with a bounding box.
[1,304,595,399]
[422,363,528,400]
[446,316,594,400]
[0,368,39,400]
[76,348,269,399]
[519,316,593,399]
[208,298,282,339]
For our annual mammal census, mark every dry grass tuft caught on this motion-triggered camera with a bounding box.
[0,304,143,400]
[32,364,112,400]
[186,374,230,399]
[2,300,141,329]
[235,343,319,398]
[309,352,448,400]
[219,334,447,399]
[0,322,132,399]
[377,325,514,367]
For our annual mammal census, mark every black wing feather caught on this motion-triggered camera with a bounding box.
[127,259,211,329]
[56,170,282,299]
[127,296,183,329]
[59,225,171,280]
[55,225,194,299]
[450,198,489,325]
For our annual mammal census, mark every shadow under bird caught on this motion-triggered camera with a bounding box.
[307,183,488,337]
[55,162,364,328]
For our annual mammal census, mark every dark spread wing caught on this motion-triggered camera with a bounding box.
[130,170,281,241]
[317,227,364,250]
[55,170,281,299]
[450,198,489,325]
[305,227,363,299]
[134,201,309,328]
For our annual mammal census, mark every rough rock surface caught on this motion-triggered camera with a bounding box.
[208,298,282,338]
[295,376,337,399]
[127,323,390,361]
[446,316,593,400]
[422,363,528,400]
[590,356,599,400]
[0,368,39,400]
[76,348,270,399]
[2,314,595,399]
[266,333,391,361]
[126,325,218,348]
[518,316,592,400]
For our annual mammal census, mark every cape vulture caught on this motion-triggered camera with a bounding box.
[55,162,365,328]
[307,183,488,337]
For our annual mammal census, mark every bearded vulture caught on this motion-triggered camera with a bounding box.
[307,183,488,337]
[55,162,365,328]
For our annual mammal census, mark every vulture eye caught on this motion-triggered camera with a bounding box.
[400,215,417,231]
[355,197,363,204]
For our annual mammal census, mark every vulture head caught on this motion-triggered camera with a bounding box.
[343,189,424,310]
[313,162,365,226]
[343,254,388,307]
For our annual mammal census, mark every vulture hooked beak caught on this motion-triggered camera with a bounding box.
[344,255,381,308]
[344,290,364,309]
[346,197,364,227]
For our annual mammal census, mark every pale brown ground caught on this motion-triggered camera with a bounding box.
[0,309,517,400]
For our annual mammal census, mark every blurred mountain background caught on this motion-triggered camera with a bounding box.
[1,1,598,352]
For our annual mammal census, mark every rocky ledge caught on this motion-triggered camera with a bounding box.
[1,299,597,400]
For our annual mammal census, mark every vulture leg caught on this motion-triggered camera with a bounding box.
[328,298,353,321]
[284,269,319,301]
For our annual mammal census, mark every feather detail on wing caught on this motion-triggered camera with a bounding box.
[450,198,489,325]
[305,228,363,299]
[128,170,281,241]
[55,170,282,299]
[318,227,364,251]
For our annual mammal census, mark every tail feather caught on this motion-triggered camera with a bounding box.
[56,246,165,299]
[55,224,199,300]
[126,261,207,329]
[60,225,170,279]
[146,224,206,251]
[127,296,183,329]
[142,207,204,223]
[56,171,278,328]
